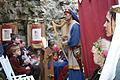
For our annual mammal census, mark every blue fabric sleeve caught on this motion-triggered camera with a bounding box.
[68,23,80,48]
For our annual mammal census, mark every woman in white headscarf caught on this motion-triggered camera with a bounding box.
[99,5,120,80]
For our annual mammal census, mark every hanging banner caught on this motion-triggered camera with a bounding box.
[2,28,12,41]
[1,23,17,41]
[27,22,45,49]
[31,24,42,42]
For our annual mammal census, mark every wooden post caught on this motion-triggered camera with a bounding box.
[44,47,54,80]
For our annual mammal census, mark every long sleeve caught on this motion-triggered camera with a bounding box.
[68,23,80,48]
[9,56,31,75]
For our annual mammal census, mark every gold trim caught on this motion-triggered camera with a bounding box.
[111,7,120,13]
[69,65,80,70]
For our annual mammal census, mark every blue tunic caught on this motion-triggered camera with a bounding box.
[67,22,84,80]
[68,23,80,48]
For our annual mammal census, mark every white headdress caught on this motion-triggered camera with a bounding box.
[99,5,120,80]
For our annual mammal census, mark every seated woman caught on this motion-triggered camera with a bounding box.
[91,38,110,80]
[9,44,40,80]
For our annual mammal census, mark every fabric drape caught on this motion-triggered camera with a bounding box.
[78,0,117,78]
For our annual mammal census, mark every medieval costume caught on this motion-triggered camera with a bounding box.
[53,44,68,80]
[52,8,84,80]
[99,5,120,80]
[64,9,84,80]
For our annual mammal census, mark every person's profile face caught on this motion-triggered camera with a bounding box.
[64,11,72,22]
[104,11,113,37]
[104,11,116,37]
[15,48,21,56]
[15,37,21,44]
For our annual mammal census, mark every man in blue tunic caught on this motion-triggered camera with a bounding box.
[63,9,84,80]
[52,8,84,80]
